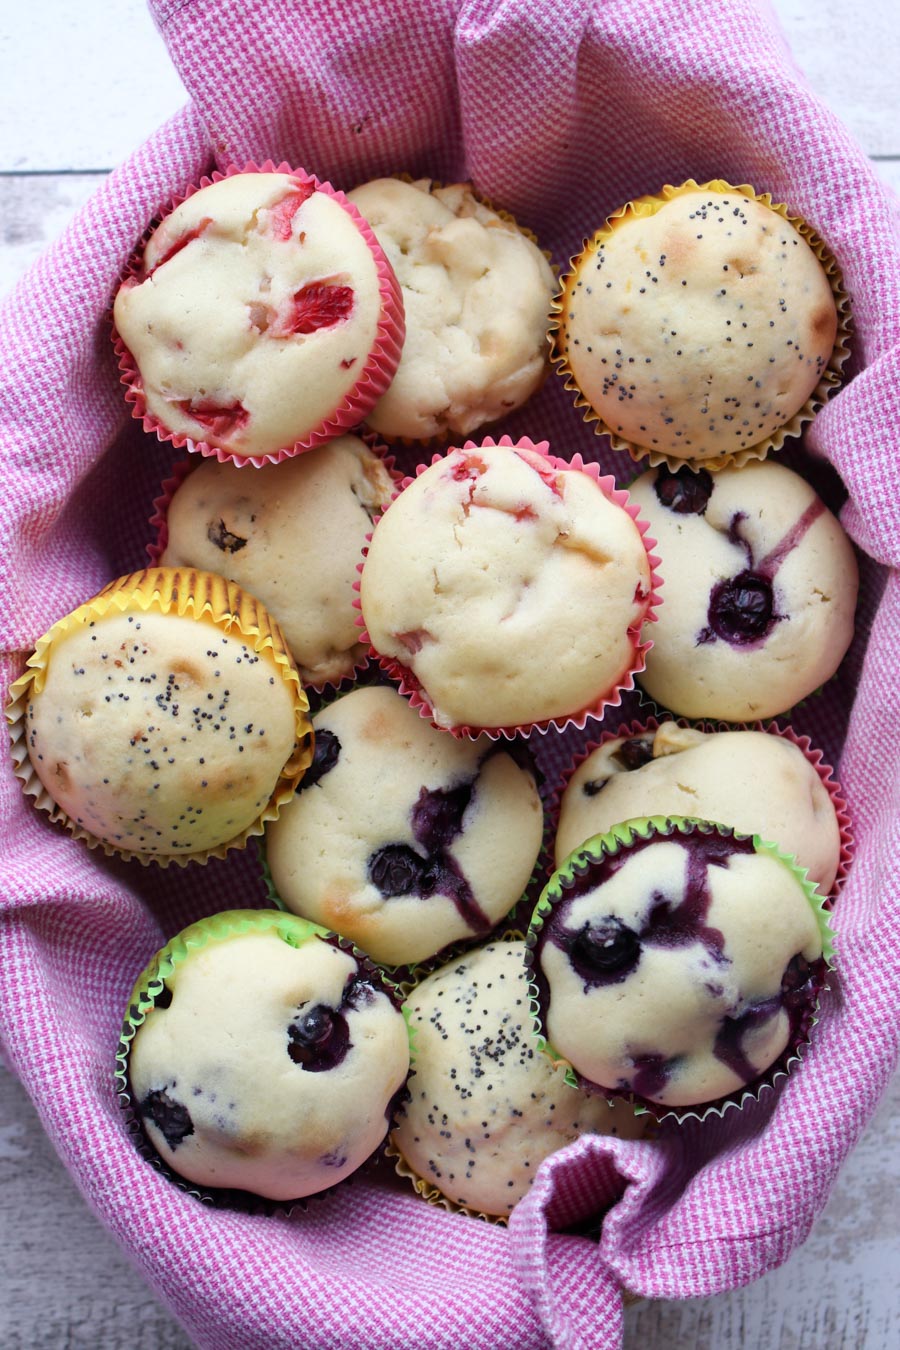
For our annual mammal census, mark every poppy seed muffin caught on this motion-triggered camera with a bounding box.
[125,912,411,1201]
[348,177,556,441]
[555,722,843,893]
[554,183,841,467]
[392,940,645,1217]
[159,435,395,686]
[266,685,544,967]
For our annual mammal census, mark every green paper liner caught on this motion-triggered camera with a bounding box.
[5,567,314,867]
[524,815,835,1126]
[549,178,851,473]
[116,907,413,1214]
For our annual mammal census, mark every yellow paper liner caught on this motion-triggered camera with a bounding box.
[116,907,412,1214]
[545,715,853,900]
[549,178,852,473]
[5,567,314,867]
[524,815,835,1126]
[353,435,663,741]
[356,174,557,449]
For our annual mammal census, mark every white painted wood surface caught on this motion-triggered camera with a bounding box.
[1,2,898,1346]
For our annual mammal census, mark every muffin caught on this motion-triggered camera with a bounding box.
[555,722,844,894]
[391,940,646,1218]
[347,177,556,441]
[157,435,396,687]
[552,181,845,468]
[121,910,411,1202]
[529,818,831,1114]
[359,438,657,734]
[265,685,544,967]
[6,568,313,864]
[626,459,858,720]
[113,167,404,464]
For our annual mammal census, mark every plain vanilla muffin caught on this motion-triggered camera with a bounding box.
[359,439,655,733]
[124,911,410,1201]
[555,722,843,893]
[159,436,395,686]
[113,169,403,462]
[348,177,556,441]
[531,819,829,1111]
[627,459,857,720]
[266,685,544,967]
[554,183,841,467]
[392,940,645,1217]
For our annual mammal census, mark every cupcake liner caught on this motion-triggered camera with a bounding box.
[524,815,835,1126]
[112,160,405,469]
[357,174,557,451]
[116,907,411,1214]
[145,431,400,695]
[6,567,314,867]
[353,434,663,741]
[549,179,852,474]
[545,715,853,900]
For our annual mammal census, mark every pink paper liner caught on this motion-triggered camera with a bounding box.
[352,434,663,741]
[546,714,853,901]
[145,433,400,696]
[112,160,406,468]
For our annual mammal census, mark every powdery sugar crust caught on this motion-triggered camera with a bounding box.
[347,177,556,440]
[113,168,401,464]
[266,685,543,968]
[554,722,842,894]
[556,186,840,467]
[128,925,410,1201]
[158,436,396,688]
[536,829,825,1109]
[359,439,657,734]
[391,940,645,1219]
[628,459,858,720]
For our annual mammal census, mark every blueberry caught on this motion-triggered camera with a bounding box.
[654,465,713,515]
[411,783,472,851]
[612,736,655,772]
[287,1004,350,1071]
[368,843,427,896]
[140,1087,194,1150]
[570,917,641,983]
[707,570,775,644]
[297,728,341,792]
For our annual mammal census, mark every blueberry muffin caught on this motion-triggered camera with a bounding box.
[265,685,544,967]
[392,940,645,1217]
[123,911,411,1201]
[348,177,556,440]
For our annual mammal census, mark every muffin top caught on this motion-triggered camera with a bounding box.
[114,172,390,461]
[627,459,857,720]
[24,604,299,860]
[392,940,645,1216]
[533,824,825,1109]
[557,187,838,465]
[128,919,410,1200]
[348,178,556,440]
[359,441,653,731]
[160,435,395,686]
[556,722,842,892]
[266,685,544,967]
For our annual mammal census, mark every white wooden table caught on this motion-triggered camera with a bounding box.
[1,3,898,1346]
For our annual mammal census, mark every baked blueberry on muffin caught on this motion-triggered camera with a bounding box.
[553,182,844,467]
[158,435,396,687]
[123,911,411,1202]
[348,177,556,441]
[265,685,544,967]
[113,168,403,463]
[530,818,830,1112]
[626,459,857,720]
[7,569,312,863]
[359,438,656,734]
[555,722,844,894]
[392,940,645,1217]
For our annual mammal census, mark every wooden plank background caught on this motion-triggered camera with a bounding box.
[1,1,898,1345]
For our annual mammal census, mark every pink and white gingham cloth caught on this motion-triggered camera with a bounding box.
[1,2,898,1347]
